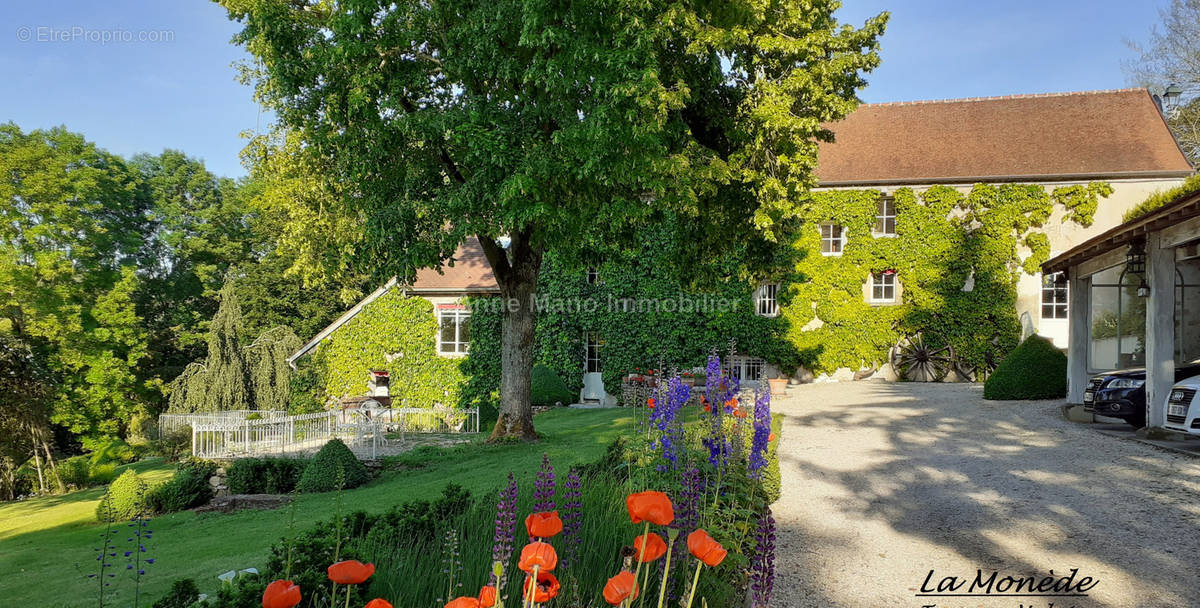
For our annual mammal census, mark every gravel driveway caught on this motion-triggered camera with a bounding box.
[770,381,1200,608]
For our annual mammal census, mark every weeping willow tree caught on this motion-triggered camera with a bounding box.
[168,282,302,413]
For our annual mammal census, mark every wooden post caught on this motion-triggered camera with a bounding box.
[1066,264,1091,404]
[1145,231,1175,430]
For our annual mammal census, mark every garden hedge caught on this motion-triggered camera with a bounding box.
[96,469,148,522]
[145,471,212,514]
[227,457,307,494]
[983,335,1068,400]
[297,439,370,493]
[530,363,573,406]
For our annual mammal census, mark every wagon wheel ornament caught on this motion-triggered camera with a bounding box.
[955,337,1000,382]
[891,332,954,382]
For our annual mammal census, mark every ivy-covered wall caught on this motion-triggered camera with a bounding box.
[303,181,1114,418]
[308,290,471,409]
[784,182,1112,374]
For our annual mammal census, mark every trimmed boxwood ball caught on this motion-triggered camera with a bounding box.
[96,469,148,522]
[983,335,1068,400]
[530,363,573,406]
[297,438,370,493]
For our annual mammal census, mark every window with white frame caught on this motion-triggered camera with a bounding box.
[723,356,766,386]
[870,272,897,303]
[755,283,780,317]
[437,307,471,355]
[1041,272,1068,319]
[584,332,604,373]
[874,197,896,235]
[819,224,845,255]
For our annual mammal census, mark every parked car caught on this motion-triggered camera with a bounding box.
[1083,361,1200,427]
[1164,375,1200,435]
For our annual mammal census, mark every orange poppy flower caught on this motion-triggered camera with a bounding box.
[444,597,480,608]
[602,571,639,605]
[518,541,558,573]
[704,404,711,413]
[327,560,375,585]
[632,532,667,562]
[525,511,563,539]
[724,398,738,409]
[625,490,674,526]
[768,432,777,442]
[262,579,301,608]
[687,529,728,567]
[522,571,561,603]
[478,585,498,608]
[732,408,748,419]
[647,397,655,409]
[364,600,393,608]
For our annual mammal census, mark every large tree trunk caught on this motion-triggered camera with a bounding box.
[479,230,543,442]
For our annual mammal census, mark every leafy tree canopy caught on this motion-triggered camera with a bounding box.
[220,0,887,439]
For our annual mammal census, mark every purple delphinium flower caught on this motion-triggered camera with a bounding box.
[533,454,556,512]
[748,388,772,479]
[491,473,519,588]
[652,376,690,470]
[750,510,777,608]
[560,468,583,569]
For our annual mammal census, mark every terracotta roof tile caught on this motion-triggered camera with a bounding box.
[816,88,1193,186]
[409,237,500,292]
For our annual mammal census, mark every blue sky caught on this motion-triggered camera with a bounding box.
[0,1,1173,178]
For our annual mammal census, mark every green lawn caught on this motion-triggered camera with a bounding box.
[0,408,636,608]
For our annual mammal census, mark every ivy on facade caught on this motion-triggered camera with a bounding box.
[784,182,1112,374]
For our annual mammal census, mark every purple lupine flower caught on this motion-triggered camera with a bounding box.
[750,510,777,608]
[560,468,583,569]
[748,388,772,479]
[491,473,519,589]
[533,454,556,512]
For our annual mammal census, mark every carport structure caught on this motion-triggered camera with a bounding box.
[1044,187,1200,429]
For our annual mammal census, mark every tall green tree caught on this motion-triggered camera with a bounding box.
[1126,0,1200,163]
[221,0,886,439]
[0,123,155,443]
[0,335,59,499]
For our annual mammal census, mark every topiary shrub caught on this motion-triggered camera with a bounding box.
[96,469,148,522]
[145,470,212,514]
[296,439,369,493]
[227,457,307,494]
[983,335,1068,400]
[530,363,573,406]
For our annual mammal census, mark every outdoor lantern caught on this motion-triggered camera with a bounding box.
[1138,278,1151,298]
[1165,83,1184,110]
[1126,240,1147,276]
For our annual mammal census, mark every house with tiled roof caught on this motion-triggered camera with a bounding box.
[809,88,1192,355]
[290,88,1193,403]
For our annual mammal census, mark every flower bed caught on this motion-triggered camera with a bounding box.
[152,354,779,608]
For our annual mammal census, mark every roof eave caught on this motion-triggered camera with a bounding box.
[817,169,1195,189]
[1043,189,1200,275]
